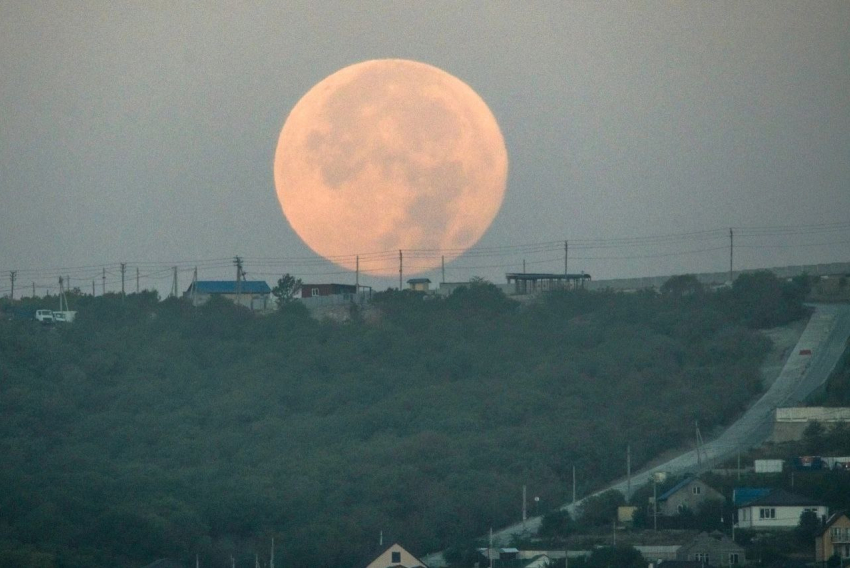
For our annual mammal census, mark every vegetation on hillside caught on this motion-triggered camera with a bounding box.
[0,272,807,567]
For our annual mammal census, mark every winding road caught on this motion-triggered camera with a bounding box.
[424,303,850,563]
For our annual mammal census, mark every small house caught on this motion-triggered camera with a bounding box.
[365,543,427,568]
[816,511,850,563]
[736,489,827,530]
[675,531,746,566]
[301,283,357,298]
[183,280,271,311]
[407,278,431,292]
[656,477,724,516]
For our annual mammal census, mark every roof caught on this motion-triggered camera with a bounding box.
[506,272,591,280]
[407,278,432,284]
[188,280,271,294]
[733,488,772,506]
[740,489,823,508]
[819,511,849,536]
[658,476,709,502]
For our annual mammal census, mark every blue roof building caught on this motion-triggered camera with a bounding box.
[184,280,272,310]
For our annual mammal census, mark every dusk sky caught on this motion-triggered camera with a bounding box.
[2,2,848,296]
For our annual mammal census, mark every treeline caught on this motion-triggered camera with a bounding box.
[0,272,806,567]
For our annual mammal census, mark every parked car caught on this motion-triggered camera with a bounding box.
[35,309,55,323]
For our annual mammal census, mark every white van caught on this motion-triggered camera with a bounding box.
[35,309,55,323]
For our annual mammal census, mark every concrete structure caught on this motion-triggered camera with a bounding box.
[736,489,827,530]
[816,512,850,564]
[505,272,590,295]
[366,543,426,568]
[675,532,746,566]
[656,477,724,516]
[407,278,431,292]
[770,407,850,442]
[183,280,271,311]
[754,459,784,473]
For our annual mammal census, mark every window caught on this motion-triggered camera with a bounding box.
[692,485,702,495]
[311,287,319,296]
[832,527,842,538]
[729,552,740,565]
[759,508,776,519]
[391,551,401,563]
[677,504,685,513]
[694,552,709,563]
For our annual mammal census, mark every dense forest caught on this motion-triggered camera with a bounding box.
[0,272,809,567]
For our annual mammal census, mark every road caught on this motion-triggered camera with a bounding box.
[424,303,850,563]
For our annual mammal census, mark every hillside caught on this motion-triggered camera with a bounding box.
[0,273,809,568]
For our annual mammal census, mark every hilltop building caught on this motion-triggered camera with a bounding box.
[505,272,591,295]
[366,543,427,568]
[183,280,271,311]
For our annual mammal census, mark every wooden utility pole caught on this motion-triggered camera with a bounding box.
[441,255,445,284]
[523,259,526,273]
[355,255,359,292]
[191,267,198,306]
[234,256,243,305]
[522,484,527,529]
[136,267,140,293]
[171,267,178,298]
[270,536,275,568]
[627,444,632,501]
[398,250,403,290]
[9,271,16,300]
[92,280,95,296]
[729,228,734,284]
[120,263,126,299]
[564,240,568,279]
[102,267,106,296]
[32,282,35,297]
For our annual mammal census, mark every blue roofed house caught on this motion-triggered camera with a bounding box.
[655,477,725,516]
[183,280,272,311]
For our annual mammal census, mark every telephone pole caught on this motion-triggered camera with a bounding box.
[355,255,360,292]
[32,282,35,297]
[234,256,243,306]
[9,271,16,300]
[191,267,198,306]
[398,250,403,290]
[729,228,734,284]
[441,255,445,284]
[171,267,178,298]
[626,444,632,501]
[522,484,527,529]
[102,267,106,295]
[120,263,126,299]
[572,465,576,506]
[564,240,568,280]
[136,267,140,293]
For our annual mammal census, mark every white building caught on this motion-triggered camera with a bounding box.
[736,489,827,530]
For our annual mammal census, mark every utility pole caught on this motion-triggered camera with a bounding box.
[564,240,568,280]
[102,267,106,296]
[234,256,243,306]
[92,280,95,296]
[729,228,734,284]
[653,475,658,531]
[120,263,126,300]
[9,271,16,300]
[626,444,632,502]
[737,451,741,481]
[695,421,705,468]
[488,527,494,568]
[522,484,527,530]
[136,267,140,293]
[356,255,360,292]
[171,267,178,298]
[270,536,275,568]
[190,267,198,306]
[441,255,445,284]
[523,259,526,273]
[398,250,403,290]
[32,282,35,297]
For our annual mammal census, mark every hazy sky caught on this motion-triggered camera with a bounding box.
[2,2,848,295]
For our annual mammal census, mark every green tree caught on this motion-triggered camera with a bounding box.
[577,490,625,528]
[795,510,821,545]
[537,509,574,540]
[660,274,704,298]
[272,274,302,306]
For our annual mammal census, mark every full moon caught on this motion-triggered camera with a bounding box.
[273,59,508,277]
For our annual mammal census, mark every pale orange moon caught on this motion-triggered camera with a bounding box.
[273,59,508,277]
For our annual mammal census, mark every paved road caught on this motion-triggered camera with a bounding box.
[424,303,850,562]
